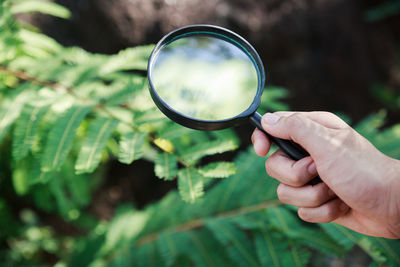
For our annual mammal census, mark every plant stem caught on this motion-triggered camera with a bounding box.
[136,200,282,246]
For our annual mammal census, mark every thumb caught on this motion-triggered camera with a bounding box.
[261,112,334,157]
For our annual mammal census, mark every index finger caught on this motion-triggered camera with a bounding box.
[274,111,349,129]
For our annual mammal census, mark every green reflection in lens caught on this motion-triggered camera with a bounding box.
[151,35,258,121]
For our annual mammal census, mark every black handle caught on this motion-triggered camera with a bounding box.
[249,112,322,184]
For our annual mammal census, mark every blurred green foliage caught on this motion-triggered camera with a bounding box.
[1,0,400,266]
[365,0,400,22]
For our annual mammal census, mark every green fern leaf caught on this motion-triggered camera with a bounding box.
[12,160,30,195]
[134,243,162,267]
[134,109,167,126]
[354,111,386,141]
[41,105,92,172]
[259,86,289,112]
[254,230,311,267]
[184,230,231,267]
[0,90,31,145]
[99,45,154,75]
[155,152,178,180]
[267,207,344,255]
[75,117,118,174]
[104,77,146,106]
[205,218,259,267]
[181,139,238,165]
[319,223,389,264]
[10,0,71,19]
[18,29,62,55]
[156,232,187,267]
[178,168,204,203]
[118,131,147,164]
[100,208,148,256]
[368,237,400,265]
[198,161,236,178]
[155,230,230,267]
[110,242,162,267]
[48,177,74,217]
[12,104,48,161]
[157,123,193,140]
[254,230,285,267]
[319,223,362,251]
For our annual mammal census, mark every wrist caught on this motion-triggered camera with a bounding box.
[385,157,400,238]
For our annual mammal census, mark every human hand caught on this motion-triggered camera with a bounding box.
[251,111,400,239]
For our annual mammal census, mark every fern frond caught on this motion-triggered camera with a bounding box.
[99,45,154,75]
[259,86,289,112]
[134,108,167,126]
[10,0,71,19]
[368,124,400,159]
[354,111,386,141]
[254,230,310,267]
[104,77,146,106]
[184,230,231,267]
[0,89,31,144]
[368,237,400,265]
[75,117,118,174]
[206,218,259,267]
[12,104,48,161]
[12,159,30,195]
[134,243,162,267]
[178,168,204,203]
[319,223,362,251]
[156,232,183,267]
[154,152,178,180]
[157,123,193,140]
[118,131,147,164]
[267,207,344,255]
[109,242,162,267]
[18,29,62,55]
[214,148,277,212]
[198,161,236,178]
[100,208,148,256]
[181,139,238,165]
[48,176,74,217]
[41,105,92,172]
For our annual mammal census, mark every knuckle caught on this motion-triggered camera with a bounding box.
[320,111,336,119]
[290,172,305,187]
[323,205,338,222]
[310,188,325,205]
[265,160,275,178]
[329,127,353,145]
[286,113,304,130]
[323,127,355,157]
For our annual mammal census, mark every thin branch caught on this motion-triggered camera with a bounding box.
[0,65,189,167]
[136,200,282,246]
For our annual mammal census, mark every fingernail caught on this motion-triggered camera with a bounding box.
[307,162,317,175]
[262,113,280,125]
[340,202,348,211]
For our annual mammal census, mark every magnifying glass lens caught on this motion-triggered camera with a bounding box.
[151,35,258,121]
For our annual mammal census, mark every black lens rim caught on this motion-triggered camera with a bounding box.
[147,24,266,131]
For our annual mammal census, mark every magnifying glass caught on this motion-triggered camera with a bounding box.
[147,24,318,180]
